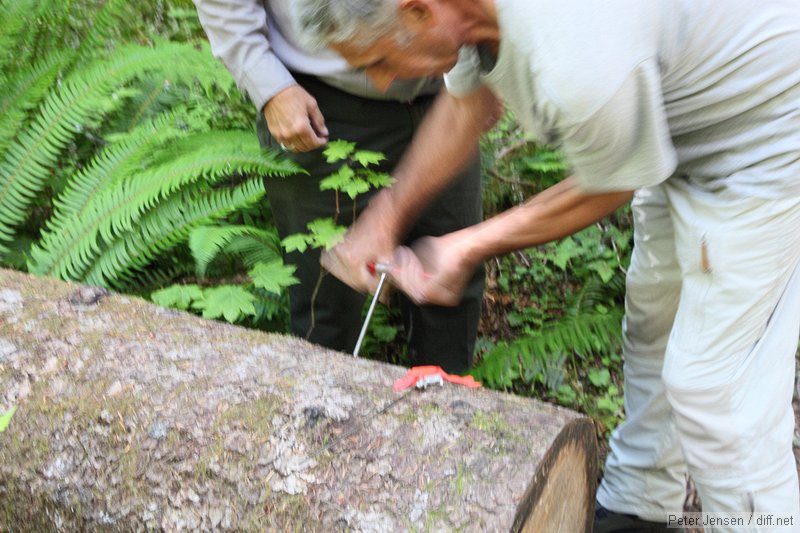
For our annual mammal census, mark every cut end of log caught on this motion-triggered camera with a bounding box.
[512,418,599,533]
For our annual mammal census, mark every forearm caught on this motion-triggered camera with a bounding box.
[456,176,633,265]
[375,86,498,240]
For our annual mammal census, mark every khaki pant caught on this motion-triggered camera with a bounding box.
[598,179,800,532]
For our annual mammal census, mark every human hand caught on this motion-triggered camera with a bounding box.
[389,234,478,307]
[263,85,329,152]
[320,192,400,299]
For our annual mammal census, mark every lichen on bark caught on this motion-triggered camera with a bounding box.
[1,269,587,531]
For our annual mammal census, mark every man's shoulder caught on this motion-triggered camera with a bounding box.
[502,0,657,122]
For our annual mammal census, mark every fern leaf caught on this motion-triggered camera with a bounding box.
[0,42,210,256]
[473,309,623,390]
[0,52,69,157]
[222,230,283,268]
[33,113,188,255]
[189,225,281,277]
[29,129,296,281]
[82,177,265,287]
[75,0,131,60]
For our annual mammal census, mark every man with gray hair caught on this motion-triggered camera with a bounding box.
[192,0,485,374]
[307,0,800,531]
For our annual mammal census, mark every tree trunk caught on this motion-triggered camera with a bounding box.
[0,269,597,531]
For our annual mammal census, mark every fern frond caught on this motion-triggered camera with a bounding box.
[189,225,281,277]
[38,113,188,242]
[223,231,283,268]
[0,52,74,158]
[29,131,296,281]
[473,308,623,390]
[84,177,265,287]
[0,42,216,255]
[27,1,76,68]
[152,40,236,97]
[531,309,623,359]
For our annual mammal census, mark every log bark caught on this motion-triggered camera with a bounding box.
[0,269,596,532]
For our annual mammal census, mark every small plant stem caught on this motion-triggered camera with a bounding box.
[307,191,341,339]
[305,268,325,340]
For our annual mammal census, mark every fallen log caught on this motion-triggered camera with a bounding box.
[0,268,597,532]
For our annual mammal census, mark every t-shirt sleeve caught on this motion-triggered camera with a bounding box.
[561,59,678,193]
[444,46,484,97]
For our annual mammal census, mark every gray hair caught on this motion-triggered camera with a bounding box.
[291,0,411,51]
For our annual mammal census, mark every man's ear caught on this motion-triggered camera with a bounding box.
[399,0,434,31]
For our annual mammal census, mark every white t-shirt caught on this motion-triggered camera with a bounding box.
[446,0,800,198]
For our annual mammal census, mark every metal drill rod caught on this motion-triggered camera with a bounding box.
[353,266,389,357]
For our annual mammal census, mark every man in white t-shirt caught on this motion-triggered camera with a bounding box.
[294,0,800,530]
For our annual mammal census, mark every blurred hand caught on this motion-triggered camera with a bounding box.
[320,192,400,299]
[263,85,329,152]
[389,235,477,307]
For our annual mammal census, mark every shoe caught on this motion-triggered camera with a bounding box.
[593,502,672,532]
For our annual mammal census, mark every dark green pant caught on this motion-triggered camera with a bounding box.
[259,73,484,373]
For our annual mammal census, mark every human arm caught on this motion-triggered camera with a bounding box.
[320,85,499,293]
[192,0,327,150]
[390,177,633,305]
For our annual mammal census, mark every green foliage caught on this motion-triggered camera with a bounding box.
[282,142,393,252]
[0,405,17,433]
[476,110,632,435]
[249,260,299,295]
[150,283,204,310]
[0,0,299,312]
[279,141,396,343]
[282,218,348,253]
[193,285,258,322]
[479,112,569,216]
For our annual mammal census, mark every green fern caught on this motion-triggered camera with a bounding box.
[473,308,623,391]
[0,0,70,73]
[45,113,187,229]
[82,177,267,287]
[0,0,302,336]
[29,132,298,281]
[474,269,625,391]
[189,225,282,277]
[0,42,213,255]
[0,0,37,71]
[0,53,70,156]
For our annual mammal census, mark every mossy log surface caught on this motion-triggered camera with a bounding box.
[0,268,589,531]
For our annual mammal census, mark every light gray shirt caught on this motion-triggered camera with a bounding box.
[447,0,800,198]
[193,0,441,111]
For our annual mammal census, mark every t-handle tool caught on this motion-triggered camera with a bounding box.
[353,262,391,357]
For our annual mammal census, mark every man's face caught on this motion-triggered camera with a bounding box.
[332,14,462,91]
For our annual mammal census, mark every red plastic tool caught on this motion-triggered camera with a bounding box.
[393,365,481,391]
